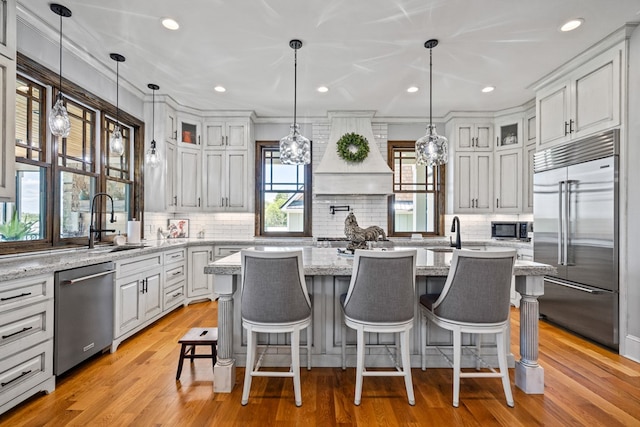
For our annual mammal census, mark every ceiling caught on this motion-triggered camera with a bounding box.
[18,0,640,119]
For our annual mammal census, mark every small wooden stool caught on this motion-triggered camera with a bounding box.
[176,327,218,380]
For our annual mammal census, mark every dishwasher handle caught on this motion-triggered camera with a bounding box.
[545,277,607,294]
[61,269,115,285]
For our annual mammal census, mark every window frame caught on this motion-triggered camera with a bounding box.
[387,140,446,237]
[0,54,145,254]
[254,140,312,237]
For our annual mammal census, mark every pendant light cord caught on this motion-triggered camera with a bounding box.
[58,13,63,100]
[151,88,155,147]
[116,61,120,126]
[429,46,432,128]
[293,46,298,128]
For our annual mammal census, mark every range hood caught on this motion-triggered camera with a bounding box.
[314,112,393,195]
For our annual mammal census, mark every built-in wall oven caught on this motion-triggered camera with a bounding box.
[54,262,115,375]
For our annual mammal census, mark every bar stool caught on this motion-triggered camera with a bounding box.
[341,249,417,406]
[176,327,218,380]
[420,248,516,407]
[240,249,312,407]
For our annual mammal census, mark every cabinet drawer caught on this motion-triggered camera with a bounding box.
[215,246,243,259]
[0,300,53,360]
[0,340,53,406]
[117,254,162,277]
[164,282,185,311]
[164,264,185,287]
[164,248,186,265]
[0,275,53,312]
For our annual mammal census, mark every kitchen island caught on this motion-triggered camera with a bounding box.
[205,246,554,395]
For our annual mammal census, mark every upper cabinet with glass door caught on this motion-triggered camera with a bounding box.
[0,0,16,60]
[494,113,524,151]
[178,114,201,147]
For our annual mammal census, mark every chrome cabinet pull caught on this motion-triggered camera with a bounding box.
[2,370,32,387]
[1,292,32,301]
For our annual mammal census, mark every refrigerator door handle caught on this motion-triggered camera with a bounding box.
[545,277,607,294]
[564,179,571,266]
[558,181,565,265]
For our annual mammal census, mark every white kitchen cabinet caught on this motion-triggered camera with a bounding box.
[187,246,215,302]
[0,273,55,414]
[165,106,177,144]
[0,48,16,201]
[523,142,536,213]
[494,148,522,212]
[454,152,493,213]
[113,254,163,350]
[165,141,178,211]
[453,121,493,152]
[177,145,202,211]
[204,120,250,150]
[163,248,186,311]
[536,44,622,149]
[203,150,248,211]
[0,0,16,61]
[494,114,523,151]
[178,114,202,147]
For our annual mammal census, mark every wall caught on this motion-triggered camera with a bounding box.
[623,26,640,360]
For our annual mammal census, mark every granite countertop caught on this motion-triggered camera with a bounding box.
[205,246,553,277]
[0,237,534,283]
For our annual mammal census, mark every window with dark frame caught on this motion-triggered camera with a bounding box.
[255,141,311,237]
[387,141,445,237]
[0,55,144,253]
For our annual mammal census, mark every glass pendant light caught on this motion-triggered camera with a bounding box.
[279,39,311,165]
[48,4,72,138]
[109,53,126,156]
[145,83,161,168]
[416,39,448,166]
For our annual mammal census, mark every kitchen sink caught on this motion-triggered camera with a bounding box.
[88,244,148,254]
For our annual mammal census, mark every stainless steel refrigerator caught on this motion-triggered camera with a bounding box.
[533,130,619,349]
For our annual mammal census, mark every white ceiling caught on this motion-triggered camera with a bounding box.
[18,0,640,119]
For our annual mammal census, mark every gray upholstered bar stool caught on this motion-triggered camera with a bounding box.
[341,249,417,406]
[419,248,517,408]
[240,249,312,407]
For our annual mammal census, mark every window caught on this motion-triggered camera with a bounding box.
[255,141,311,237]
[0,55,145,252]
[387,141,445,237]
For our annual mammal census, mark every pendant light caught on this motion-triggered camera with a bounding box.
[145,83,161,168]
[279,39,310,165]
[416,39,448,166]
[109,53,126,156]
[48,4,72,138]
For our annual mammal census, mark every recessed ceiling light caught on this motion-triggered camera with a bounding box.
[162,18,180,30]
[560,18,584,32]
[482,86,495,93]
[214,86,226,93]
[407,86,419,93]
[317,86,329,93]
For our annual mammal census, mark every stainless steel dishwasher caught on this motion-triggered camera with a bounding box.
[54,262,115,375]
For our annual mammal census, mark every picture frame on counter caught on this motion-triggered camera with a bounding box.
[168,219,189,238]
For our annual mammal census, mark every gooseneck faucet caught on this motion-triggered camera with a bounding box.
[450,216,461,249]
[89,192,116,248]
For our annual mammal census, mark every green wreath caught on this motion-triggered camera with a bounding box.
[337,132,370,163]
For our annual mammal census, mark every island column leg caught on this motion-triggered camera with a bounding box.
[213,273,237,392]
[514,275,545,394]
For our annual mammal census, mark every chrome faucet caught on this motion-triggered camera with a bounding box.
[450,216,461,249]
[89,192,116,248]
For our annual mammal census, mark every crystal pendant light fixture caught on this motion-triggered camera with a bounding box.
[109,53,126,156]
[279,39,310,165]
[416,39,448,166]
[145,83,161,168]
[48,4,72,138]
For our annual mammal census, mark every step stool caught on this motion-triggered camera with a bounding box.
[176,327,218,380]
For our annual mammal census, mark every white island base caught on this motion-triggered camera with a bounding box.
[207,247,552,394]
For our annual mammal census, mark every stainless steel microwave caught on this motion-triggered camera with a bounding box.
[491,221,532,241]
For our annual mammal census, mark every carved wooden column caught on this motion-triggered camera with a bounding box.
[514,274,545,394]
[213,273,237,392]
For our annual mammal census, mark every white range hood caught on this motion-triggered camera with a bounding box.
[314,112,393,195]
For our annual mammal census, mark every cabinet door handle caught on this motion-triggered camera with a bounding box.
[1,370,32,387]
[569,119,574,134]
[221,135,224,146]
[173,195,177,206]
[564,121,570,136]
[496,198,499,208]
[226,197,229,207]
[198,197,201,207]
[0,292,32,301]
[497,136,499,147]
[225,135,228,146]
[198,135,201,145]
[2,326,33,340]
[173,130,177,140]
[172,292,183,298]
[172,270,181,277]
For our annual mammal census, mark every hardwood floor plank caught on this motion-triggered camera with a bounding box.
[2,302,640,426]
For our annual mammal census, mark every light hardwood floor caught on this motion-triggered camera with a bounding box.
[2,301,640,426]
